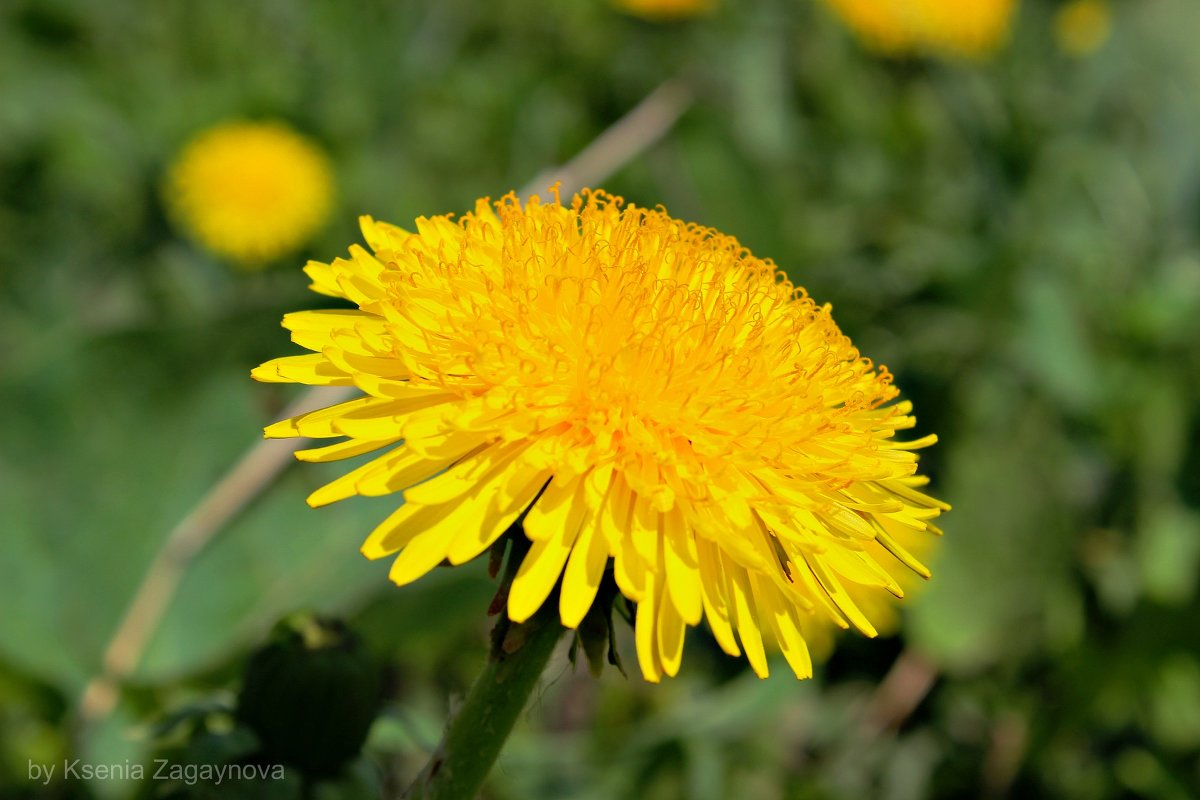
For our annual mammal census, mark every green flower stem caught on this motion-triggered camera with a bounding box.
[406,611,563,799]
[406,585,564,799]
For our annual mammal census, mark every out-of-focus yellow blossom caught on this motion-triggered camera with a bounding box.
[821,0,1019,60]
[166,121,333,267]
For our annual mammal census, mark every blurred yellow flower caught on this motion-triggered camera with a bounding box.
[166,121,333,267]
[253,189,946,681]
[822,0,1018,60]
[1055,0,1110,56]
[615,0,713,21]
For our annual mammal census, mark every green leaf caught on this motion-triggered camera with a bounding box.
[0,366,397,691]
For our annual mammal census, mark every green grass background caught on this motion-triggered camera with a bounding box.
[2,0,1200,797]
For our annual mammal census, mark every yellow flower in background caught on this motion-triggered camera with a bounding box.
[253,189,946,681]
[822,0,918,52]
[1055,0,1110,56]
[822,0,1018,60]
[166,121,333,266]
[615,0,713,21]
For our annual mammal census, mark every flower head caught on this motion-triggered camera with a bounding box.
[821,0,1017,60]
[166,121,333,266]
[253,190,946,681]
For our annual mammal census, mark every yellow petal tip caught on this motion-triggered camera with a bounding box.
[359,542,387,561]
[506,597,536,625]
[263,420,298,438]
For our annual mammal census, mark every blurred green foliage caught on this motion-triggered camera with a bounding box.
[2,0,1199,797]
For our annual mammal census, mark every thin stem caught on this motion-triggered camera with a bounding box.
[405,602,564,800]
[78,386,356,728]
[520,76,693,202]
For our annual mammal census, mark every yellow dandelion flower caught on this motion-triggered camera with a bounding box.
[821,0,1018,60]
[252,190,947,681]
[615,0,713,22]
[1054,0,1110,57]
[799,516,935,658]
[166,121,333,267]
